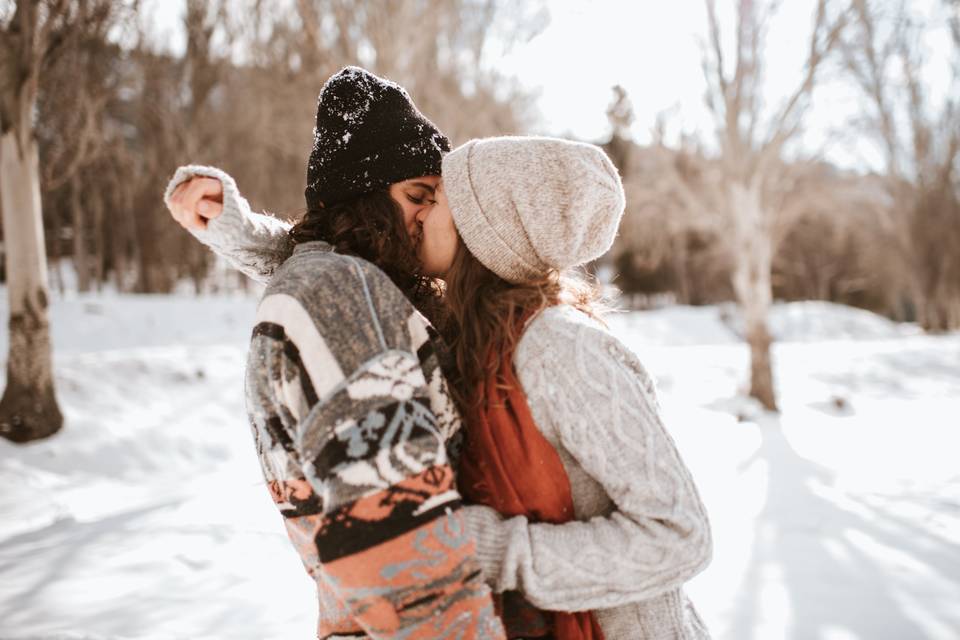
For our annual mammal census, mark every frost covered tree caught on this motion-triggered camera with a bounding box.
[0,0,115,442]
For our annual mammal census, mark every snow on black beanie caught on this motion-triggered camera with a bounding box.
[304,66,451,209]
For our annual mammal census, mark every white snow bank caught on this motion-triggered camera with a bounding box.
[0,292,258,355]
[0,293,958,640]
[608,300,921,347]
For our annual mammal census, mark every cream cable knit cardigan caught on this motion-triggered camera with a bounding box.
[164,165,713,639]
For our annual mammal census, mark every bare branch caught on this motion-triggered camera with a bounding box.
[761,0,848,163]
[839,0,903,178]
[704,0,730,122]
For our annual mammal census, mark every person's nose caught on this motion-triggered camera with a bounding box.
[414,203,432,224]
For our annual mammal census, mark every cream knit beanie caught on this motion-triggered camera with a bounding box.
[441,136,626,283]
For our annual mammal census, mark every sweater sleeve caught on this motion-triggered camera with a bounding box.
[249,284,504,639]
[460,308,712,612]
[163,165,293,284]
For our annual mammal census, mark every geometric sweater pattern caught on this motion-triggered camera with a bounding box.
[166,168,503,638]
[247,242,503,638]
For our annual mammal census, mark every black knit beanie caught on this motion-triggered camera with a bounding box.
[304,66,451,209]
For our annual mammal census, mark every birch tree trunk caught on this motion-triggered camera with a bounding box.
[0,130,63,442]
[730,181,777,411]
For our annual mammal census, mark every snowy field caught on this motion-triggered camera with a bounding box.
[1,293,958,640]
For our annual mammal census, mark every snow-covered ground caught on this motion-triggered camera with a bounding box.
[1,294,957,640]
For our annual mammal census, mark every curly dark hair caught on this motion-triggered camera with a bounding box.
[288,189,447,328]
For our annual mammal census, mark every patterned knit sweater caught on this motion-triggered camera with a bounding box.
[164,166,713,639]
[165,170,504,639]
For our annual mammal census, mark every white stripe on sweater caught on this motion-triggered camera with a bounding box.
[257,293,345,399]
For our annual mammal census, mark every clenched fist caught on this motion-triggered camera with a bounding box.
[166,176,224,230]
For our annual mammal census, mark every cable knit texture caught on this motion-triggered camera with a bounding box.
[462,305,713,639]
[164,166,713,638]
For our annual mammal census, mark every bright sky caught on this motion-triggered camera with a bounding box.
[142,0,953,173]
[501,0,951,171]
[500,0,713,143]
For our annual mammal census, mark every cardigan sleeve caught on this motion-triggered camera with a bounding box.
[163,165,294,284]
[460,307,712,612]
[247,274,503,639]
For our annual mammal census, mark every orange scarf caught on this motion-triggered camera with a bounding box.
[458,337,604,640]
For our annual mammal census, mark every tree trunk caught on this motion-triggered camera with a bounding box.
[92,184,105,291]
[48,187,65,296]
[672,234,691,305]
[0,131,63,442]
[917,294,960,333]
[730,181,778,412]
[745,310,777,410]
[107,168,134,291]
[71,176,91,292]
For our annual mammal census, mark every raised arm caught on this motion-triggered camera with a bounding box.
[163,165,293,284]
[461,308,712,612]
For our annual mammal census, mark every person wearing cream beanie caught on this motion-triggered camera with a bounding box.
[430,136,713,640]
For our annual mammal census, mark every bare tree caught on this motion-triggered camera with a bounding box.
[0,0,116,442]
[637,1,848,411]
[0,0,546,310]
[286,0,545,143]
[614,135,732,307]
[840,0,960,332]
[0,0,68,443]
[171,0,546,218]
[36,2,127,292]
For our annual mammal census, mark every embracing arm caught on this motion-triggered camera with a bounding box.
[461,309,712,612]
[163,165,294,284]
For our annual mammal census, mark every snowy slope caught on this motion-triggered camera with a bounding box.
[1,294,958,640]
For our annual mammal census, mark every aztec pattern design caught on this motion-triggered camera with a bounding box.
[244,245,502,639]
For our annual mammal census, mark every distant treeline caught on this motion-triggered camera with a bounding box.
[3,0,958,333]
[1,1,543,294]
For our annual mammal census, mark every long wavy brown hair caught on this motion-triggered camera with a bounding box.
[289,190,446,326]
[443,241,604,410]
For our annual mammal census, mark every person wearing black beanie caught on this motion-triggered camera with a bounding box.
[164,69,507,638]
[305,66,451,210]
[168,65,453,316]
